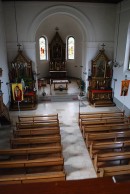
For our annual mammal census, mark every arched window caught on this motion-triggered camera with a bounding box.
[67,36,75,60]
[39,36,47,60]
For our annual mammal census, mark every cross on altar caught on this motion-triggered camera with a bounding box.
[17,43,22,51]
[55,27,59,31]
[101,43,106,50]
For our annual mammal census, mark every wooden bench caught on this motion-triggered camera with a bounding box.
[79,111,125,126]
[10,135,61,148]
[0,145,62,161]
[89,141,124,159]
[13,127,60,137]
[81,117,129,133]
[83,123,130,138]
[99,164,130,178]
[0,171,66,185]
[85,130,130,148]
[93,151,130,173]
[18,114,59,123]
[89,140,130,159]
[0,157,64,175]
[16,122,60,130]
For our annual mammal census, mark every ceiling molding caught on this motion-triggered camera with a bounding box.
[2,0,123,4]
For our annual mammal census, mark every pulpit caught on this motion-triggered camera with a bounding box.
[88,45,115,107]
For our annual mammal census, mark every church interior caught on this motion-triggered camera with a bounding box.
[0,0,130,193]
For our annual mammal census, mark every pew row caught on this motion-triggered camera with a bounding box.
[16,122,60,130]
[0,171,66,185]
[89,140,130,159]
[99,164,130,178]
[0,145,62,161]
[0,157,64,175]
[10,135,61,148]
[80,117,129,132]
[83,123,130,138]
[85,131,130,148]
[79,111,125,126]
[13,127,60,138]
[93,151,130,173]
[18,114,59,123]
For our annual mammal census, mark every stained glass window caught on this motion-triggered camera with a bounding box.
[39,36,47,60]
[67,36,75,59]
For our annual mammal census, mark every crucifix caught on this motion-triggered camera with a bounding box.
[17,43,22,51]
[101,43,106,50]
[55,27,59,32]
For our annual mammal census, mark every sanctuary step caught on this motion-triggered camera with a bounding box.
[94,100,116,107]
[38,94,79,102]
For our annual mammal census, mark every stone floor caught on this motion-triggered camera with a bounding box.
[7,101,119,180]
[0,79,120,180]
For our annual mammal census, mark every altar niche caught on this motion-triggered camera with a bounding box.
[9,49,37,110]
[49,31,67,79]
[88,45,115,107]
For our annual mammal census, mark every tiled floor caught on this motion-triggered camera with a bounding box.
[0,79,120,180]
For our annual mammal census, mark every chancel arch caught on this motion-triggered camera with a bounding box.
[27,5,95,43]
[29,5,96,80]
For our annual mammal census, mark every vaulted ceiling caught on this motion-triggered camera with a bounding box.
[2,0,123,4]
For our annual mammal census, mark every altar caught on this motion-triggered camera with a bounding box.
[88,45,115,107]
[52,79,69,90]
[49,30,67,79]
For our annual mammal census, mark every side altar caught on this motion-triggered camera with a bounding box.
[9,48,37,110]
[88,45,115,107]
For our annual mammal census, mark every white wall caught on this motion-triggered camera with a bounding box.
[3,1,115,79]
[112,0,130,111]
[0,0,9,105]
[1,0,130,112]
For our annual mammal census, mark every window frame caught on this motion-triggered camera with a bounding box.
[67,36,75,60]
[39,36,48,61]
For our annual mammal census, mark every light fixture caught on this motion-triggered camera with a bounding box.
[14,0,21,50]
[109,2,123,68]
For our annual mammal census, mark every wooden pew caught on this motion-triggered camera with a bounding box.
[10,135,61,148]
[0,157,64,175]
[93,151,130,173]
[89,141,124,159]
[18,114,59,123]
[90,140,130,160]
[81,117,129,132]
[79,111,125,126]
[85,130,130,148]
[0,171,66,185]
[16,122,59,130]
[83,123,130,138]
[13,127,60,138]
[0,145,62,161]
[99,164,130,178]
